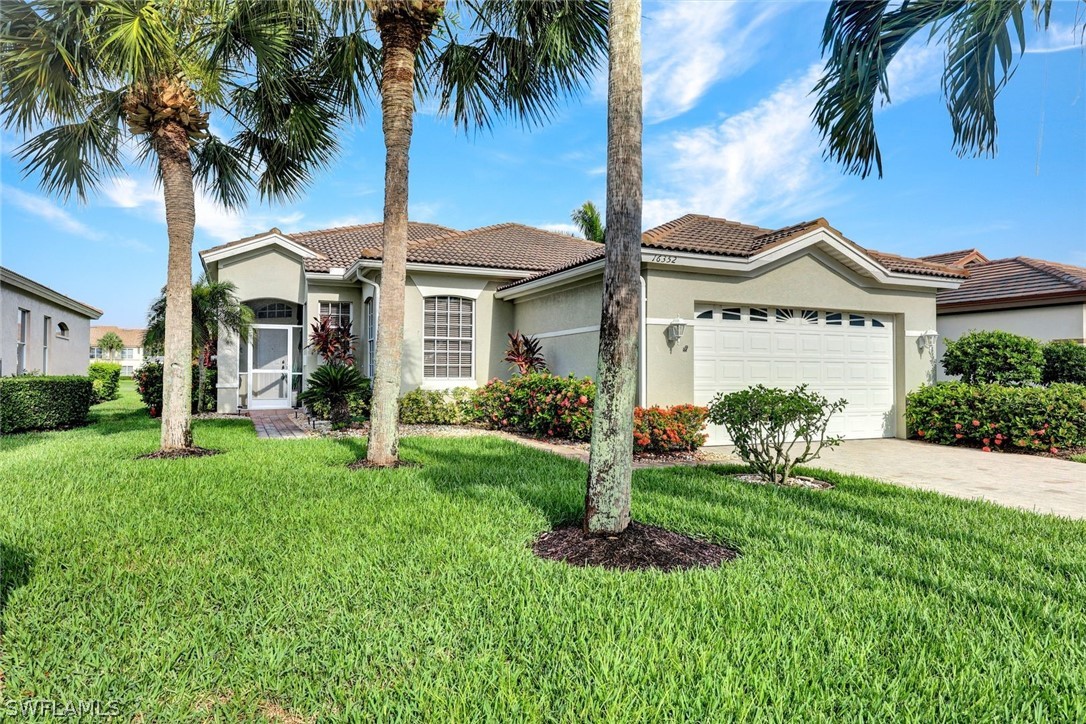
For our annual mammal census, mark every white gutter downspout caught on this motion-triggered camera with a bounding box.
[358,269,381,375]
[639,274,647,407]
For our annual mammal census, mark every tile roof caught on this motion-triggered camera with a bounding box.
[937,257,1086,308]
[91,326,146,347]
[919,248,989,267]
[291,222,456,272]
[501,214,963,290]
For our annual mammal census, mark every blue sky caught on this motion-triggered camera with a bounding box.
[2,1,1084,327]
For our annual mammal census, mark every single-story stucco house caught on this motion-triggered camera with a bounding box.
[199,215,966,444]
[919,249,1086,378]
[1,266,103,377]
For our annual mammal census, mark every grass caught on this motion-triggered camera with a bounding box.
[1,383,1084,721]
[1072,453,1086,464]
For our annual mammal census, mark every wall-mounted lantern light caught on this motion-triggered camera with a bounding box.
[666,317,688,346]
[916,329,939,356]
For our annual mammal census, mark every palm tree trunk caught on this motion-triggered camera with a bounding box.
[366,1,443,467]
[153,121,195,450]
[585,0,642,534]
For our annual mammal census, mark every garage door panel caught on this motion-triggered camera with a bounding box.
[693,311,895,445]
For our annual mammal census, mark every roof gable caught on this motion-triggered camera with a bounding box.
[919,248,990,267]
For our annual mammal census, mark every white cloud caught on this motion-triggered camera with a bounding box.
[102,175,307,242]
[539,223,582,238]
[643,65,839,229]
[641,1,787,123]
[1,185,104,239]
[1026,22,1084,54]
[883,41,944,106]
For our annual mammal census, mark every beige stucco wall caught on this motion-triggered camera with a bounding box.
[1,283,95,376]
[645,253,940,438]
[216,247,306,304]
[508,279,603,380]
[936,303,1086,379]
[305,281,364,379]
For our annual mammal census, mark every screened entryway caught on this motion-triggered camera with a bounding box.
[240,301,303,410]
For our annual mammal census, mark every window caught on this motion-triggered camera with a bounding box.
[801,309,819,324]
[872,318,885,328]
[749,307,768,322]
[365,298,376,378]
[775,308,795,323]
[423,296,473,379]
[121,348,135,360]
[849,314,866,327]
[825,312,842,326]
[256,302,293,319]
[721,307,742,321]
[56,322,69,338]
[695,309,713,320]
[16,309,29,374]
[42,316,51,374]
[90,347,103,359]
[318,301,351,330]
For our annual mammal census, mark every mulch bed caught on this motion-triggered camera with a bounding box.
[137,447,221,460]
[533,520,738,572]
[346,459,421,471]
[917,440,1086,462]
[731,473,834,490]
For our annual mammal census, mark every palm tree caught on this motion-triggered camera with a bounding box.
[97,331,124,362]
[144,276,254,413]
[357,0,609,466]
[1,1,367,451]
[571,200,605,242]
[813,0,1075,178]
[584,0,641,534]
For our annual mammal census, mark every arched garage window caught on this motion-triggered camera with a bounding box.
[423,296,473,379]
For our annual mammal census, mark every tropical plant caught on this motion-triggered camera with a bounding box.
[504,331,547,374]
[145,275,254,412]
[1042,340,1086,385]
[307,317,357,365]
[1,0,365,450]
[299,363,366,429]
[584,0,641,534]
[708,385,847,486]
[359,0,609,467]
[88,361,122,403]
[941,330,1044,386]
[97,331,124,361]
[813,0,1079,177]
[571,200,605,243]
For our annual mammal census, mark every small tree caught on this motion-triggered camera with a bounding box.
[299,363,365,429]
[1042,341,1086,385]
[941,330,1043,386]
[504,331,546,374]
[97,332,124,362]
[307,317,357,365]
[708,385,847,486]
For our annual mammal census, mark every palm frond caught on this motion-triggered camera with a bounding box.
[191,133,254,209]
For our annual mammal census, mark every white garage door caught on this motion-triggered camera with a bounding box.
[693,305,895,445]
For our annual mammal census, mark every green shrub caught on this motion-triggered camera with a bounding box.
[399,387,476,425]
[633,404,709,452]
[708,384,847,485]
[941,330,1043,386]
[475,373,596,440]
[0,376,94,433]
[135,362,216,417]
[88,362,121,403]
[906,382,1086,452]
[298,364,366,428]
[1042,341,1086,385]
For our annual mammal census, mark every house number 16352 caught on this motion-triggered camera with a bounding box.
[651,255,678,264]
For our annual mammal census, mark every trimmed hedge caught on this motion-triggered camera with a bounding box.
[399,387,475,425]
[906,382,1086,452]
[941,330,1044,386]
[474,373,709,452]
[88,362,121,403]
[0,376,94,433]
[135,362,216,417]
[1043,341,1086,385]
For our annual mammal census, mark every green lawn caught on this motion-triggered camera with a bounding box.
[1072,453,1086,464]
[2,383,1084,721]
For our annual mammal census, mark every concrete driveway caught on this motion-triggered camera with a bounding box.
[705,439,1086,520]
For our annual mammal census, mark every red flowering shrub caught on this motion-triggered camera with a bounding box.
[633,405,708,452]
[135,362,215,417]
[474,374,709,451]
[906,382,1086,452]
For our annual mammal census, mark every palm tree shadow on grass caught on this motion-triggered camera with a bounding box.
[0,543,32,630]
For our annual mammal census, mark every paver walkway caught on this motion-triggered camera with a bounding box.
[707,439,1085,520]
[249,409,311,439]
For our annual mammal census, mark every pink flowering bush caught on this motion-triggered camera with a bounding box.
[906,382,1086,452]
[633,405,708,452]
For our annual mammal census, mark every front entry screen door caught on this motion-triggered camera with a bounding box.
[250,327,291,408]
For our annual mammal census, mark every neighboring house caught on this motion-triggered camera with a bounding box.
[199,215,964,444]
[1,266,102,376]
[90,326,148,376]
[919,249,1086,378]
